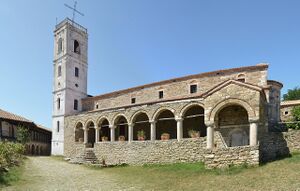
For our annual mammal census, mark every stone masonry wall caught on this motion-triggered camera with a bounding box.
[93,138,206,165]
[283,129,300,152]
[204,146,259,169]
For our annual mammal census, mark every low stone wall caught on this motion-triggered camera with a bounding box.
[260,132,290,163]
[283,129,300,152]
[204,146,259,169]
[64,143,85,158]
[93,138,206,165]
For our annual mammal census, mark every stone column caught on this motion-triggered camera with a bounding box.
[84,128,88,144]
[128,123,133,142]
[95,127,100,143]
[249,121,258,146]
[176,118,183,141]
[150,121,156,141]
[110,125,115,142]
[207,124,214,149]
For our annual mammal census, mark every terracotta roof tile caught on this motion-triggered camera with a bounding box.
[0,109,33,123]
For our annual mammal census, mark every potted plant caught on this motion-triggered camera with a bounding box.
[118,135,126,142]
[188,130,200,138]
[137,130,146,141]
[161,133,170,141]
[101,136,108,142]
[78,138,84,143]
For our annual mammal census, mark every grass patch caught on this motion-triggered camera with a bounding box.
[0,164,24,187]
[50,155,65,161]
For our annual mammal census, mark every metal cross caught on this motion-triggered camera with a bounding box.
[64,1,84,23]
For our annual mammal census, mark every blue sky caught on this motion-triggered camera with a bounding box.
[0,0,299,129]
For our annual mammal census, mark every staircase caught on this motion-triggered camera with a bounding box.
[69,148,98,164]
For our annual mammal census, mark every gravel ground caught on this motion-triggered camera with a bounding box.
[3,157,141,191]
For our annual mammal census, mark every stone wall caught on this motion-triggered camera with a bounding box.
[283,129,300,152]
[204,146,259,169]
[93,138,207,165]
[82,65,268,112]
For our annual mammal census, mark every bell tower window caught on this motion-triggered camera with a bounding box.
[58,38,63,54]
[75,67,79,77]
[74,40,80,54]
[74,99,78,110]
[58,66,62,77]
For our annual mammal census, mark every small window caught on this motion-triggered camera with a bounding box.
[57,98,61,110]
[58,66,62,77]
[57,121,60,133]
[190,84,197,94]
[131,98,136,104]
[237,74,246,82]
[74,99,78,110]
[74,40,80,54]
[95,104,99,109]
[58,38,63,54]
[75,83,78,88]
[75,67,79,77]
[159,91,164,99]
[285,111,289,115]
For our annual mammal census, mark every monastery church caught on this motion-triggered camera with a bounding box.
[52,18,290,168]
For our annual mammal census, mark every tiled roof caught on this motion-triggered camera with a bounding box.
[83,63,269,102]
[0,109,33,123]
[0,109,51,132]
[281,100,300,107]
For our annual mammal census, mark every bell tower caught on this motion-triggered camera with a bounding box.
[51,18,88,155]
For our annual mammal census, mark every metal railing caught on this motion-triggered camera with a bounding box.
[56,18,87,33]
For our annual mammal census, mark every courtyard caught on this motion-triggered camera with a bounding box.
[2,153,300,191]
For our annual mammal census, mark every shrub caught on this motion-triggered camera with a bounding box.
[0,141,25,173]
[16,126,30,144]
[287,106,300,130]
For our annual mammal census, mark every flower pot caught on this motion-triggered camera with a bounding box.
[161,133,170,141]
[138,136,145,141]
[78,138,83,143]
[118,135,126,142]
[191,132,200,138]
[101,136,108,142]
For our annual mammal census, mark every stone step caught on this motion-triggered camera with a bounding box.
[69,149,99,165]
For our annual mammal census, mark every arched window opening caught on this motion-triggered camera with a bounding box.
[87,122,95,148]
[237,74,246,83]
[155,110,176,140]
[133,113,150,141]
[182,105,206,138]
[58,66,62,77]
[99,119,110,142]
[75,122,84,142]
[74,40,80,54]
[74,99,78,110]
[58,38,63,54]
[114,116,128,141]
[215,105,249,147]
[57,98,61,110]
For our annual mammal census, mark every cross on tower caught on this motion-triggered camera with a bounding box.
[64,1,84,23]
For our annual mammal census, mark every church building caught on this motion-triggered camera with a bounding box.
[52,18,289,168]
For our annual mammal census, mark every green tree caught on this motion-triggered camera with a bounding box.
[16,126,30,144]
[287,106,300,130]
[283,87,300,101]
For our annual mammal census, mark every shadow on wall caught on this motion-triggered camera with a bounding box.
[259,132,290,163]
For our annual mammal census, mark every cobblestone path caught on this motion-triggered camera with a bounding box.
[3,157,140,191]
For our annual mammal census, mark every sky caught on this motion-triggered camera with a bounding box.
[0,0,299,129]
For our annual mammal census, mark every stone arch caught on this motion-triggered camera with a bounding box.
[181,104,207,138]
[97,116,110,142]
[84,119,96,129]
[31,145,35,155]
[154,108,177,140]
[215,104,250,147]
[208,98,256,123]
[75,122,84,142]
[85,120,95,147]
[179,103,205,118]
[113,114,129,141]
[130,110,150,124]
[131,111,150,141]
[152,107,176,122]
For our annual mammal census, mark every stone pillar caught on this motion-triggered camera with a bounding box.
[84,128,88,144]
[207,124,214,149]
[176,118,183,141]
[150,121,156,141]
[110,125,115,142]
[250,121,258,146]
[128,123,133,142]
[95,127,100,143]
